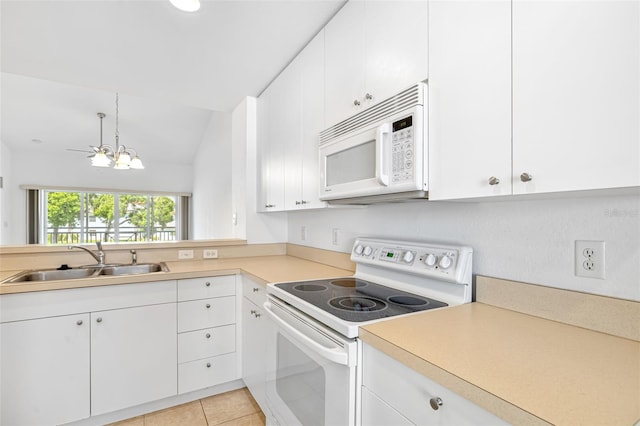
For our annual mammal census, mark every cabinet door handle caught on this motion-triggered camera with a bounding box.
[250,309,257,315]
[205,281,211,287]
[301,200,308,205]
[520,172,533,182]
[252,288,259,292]
[76,320,84,326]
[429,397,443,410]
[96,317,103,323]
[254,313,261,318]
[206,363,211,368]
[206,304,211,309]
[265,204,275,208]
[205,333,211,339]
[353,99,361,106]
[488,176,500,185]
[365,93,373,101]
[295,201,301,205]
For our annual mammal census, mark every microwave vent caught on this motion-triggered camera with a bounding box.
[319,82,425,145]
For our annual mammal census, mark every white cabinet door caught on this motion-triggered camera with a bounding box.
[91,303,177,415]
[325,1,428,127]
[0,314,90,426]
[512,0,640,194]
[364,1,428,105]
[281,60,304,211]
[361,387,413,426]
[299,29,326,210]
[241,297,268,411]
[428,0,512,200]
[325,0,366,127]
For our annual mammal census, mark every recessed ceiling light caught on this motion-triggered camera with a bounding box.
[170,0,200,12]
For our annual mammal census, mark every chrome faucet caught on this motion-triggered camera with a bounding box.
[130,249,137,265]
[68,242,106,266]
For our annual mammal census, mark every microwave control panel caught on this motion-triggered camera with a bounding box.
[391,115,414,183]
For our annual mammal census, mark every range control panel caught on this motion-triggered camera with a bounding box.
[351,238,473,284]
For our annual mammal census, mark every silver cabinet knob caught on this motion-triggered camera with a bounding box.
[76,320,83,326]
[205,303,211,309]
[206,363,211,368]
[265,204,275,208]
[205,281,211,287]
[205,333,211,339]
[255,313,261,318]
[520,172,533,182]
[365,93,373,101]
[301,200,308,205]
[488,176,500,185]
[252,288,259,293]
[429,397,443,410]
[295,201,301,205]
[250,309,257,315]
[353,99,361,106]
[96,317,102,323]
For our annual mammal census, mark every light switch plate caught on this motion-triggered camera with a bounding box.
[178,249,194,260]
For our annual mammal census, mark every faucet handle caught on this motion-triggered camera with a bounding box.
[96,241,103,250]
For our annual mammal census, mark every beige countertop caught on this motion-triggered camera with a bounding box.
[0,255,353,294]
[361,302,640,426]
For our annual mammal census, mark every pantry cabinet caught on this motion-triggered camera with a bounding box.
[429,0,639,200]
[324,0,428,127]
[361,343,507,425]
[0,314,91,426]
[91,303,177,416]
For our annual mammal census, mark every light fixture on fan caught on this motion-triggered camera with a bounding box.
[90,93,144,170]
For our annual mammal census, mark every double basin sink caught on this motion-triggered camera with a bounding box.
[2,263,169,283]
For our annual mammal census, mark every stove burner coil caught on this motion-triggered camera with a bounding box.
[329,296,387,312]
[293,283,327,292]
[330,279,366,288]
[388,295,429,306]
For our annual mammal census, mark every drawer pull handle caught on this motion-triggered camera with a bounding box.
[429,397,443,410]
[250,309,257,315]
[206,333,211,339]
[488,176,500,186]
[206,363,211,368]
[96,317,103,323]
[520,172,533,182]
[205,282,211,287]
[76,320,83,326]
[254,313,261,318]
[252,288,259,292]
[206,304,211,309]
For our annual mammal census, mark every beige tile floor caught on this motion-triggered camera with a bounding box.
[111,388,266,426]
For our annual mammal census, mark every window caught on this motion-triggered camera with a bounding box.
[27,189,189,244]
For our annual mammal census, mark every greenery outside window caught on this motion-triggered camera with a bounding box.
[28,189,189,244]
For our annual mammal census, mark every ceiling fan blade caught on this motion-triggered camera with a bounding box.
[66,148,94,153]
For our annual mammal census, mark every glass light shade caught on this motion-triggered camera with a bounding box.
[129,156,145,169]
[91,151,111,167]
[114,152,131,170]
[170,0,200,12]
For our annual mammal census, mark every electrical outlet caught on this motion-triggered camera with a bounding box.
[301,226,307,241]
[332,228,340,245]
[178,249,194,260]
[203,249,218,259]
[575,240,605,279]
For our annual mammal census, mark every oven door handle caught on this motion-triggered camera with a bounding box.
[264,301,350,366]
[376,122,391,186]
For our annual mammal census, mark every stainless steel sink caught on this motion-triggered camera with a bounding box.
[3,267,101,283]
[99,263,169,276]
[2,262,169,283]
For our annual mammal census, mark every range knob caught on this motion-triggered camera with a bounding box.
[423,253,437,267]
[354,244,364,255]
[402,251,415,263]
[363,246,373,256]
[439,255,453,269]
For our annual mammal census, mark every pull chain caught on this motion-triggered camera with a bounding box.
[115,92,120,151]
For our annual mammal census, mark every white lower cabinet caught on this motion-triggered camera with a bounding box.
[361,343,508,425]
[90,303,177,416]
[0,313,91,426]
[177,276,238,394]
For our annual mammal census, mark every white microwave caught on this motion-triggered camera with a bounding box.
[319,83,428,204]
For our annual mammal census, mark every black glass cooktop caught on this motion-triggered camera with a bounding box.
[273,277,448,322]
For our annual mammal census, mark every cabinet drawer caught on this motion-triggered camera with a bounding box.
[177,275,235,302]
[242,276,267,307]
[362,344,507,425]
[178,324,236,364]
[178,353,238,394]
[177,296,235,333]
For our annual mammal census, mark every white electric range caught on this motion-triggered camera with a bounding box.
[263,238,473,426]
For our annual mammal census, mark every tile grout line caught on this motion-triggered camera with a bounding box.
[200,398,210,426]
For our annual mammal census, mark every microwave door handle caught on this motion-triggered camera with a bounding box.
[376,123,391,186]
[263,301,350,366]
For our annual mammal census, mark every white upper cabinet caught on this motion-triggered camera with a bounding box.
[428,0,512,200]
[325,0,428,127]
[512,0,640,194]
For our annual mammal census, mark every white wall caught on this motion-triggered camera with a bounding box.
[288,192,640,301]
[7,149,194,245]
[0,140,17,245]
[192,111,233,239]
[232,97,287,243]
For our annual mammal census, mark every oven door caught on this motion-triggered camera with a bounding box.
[263,296,357,426]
